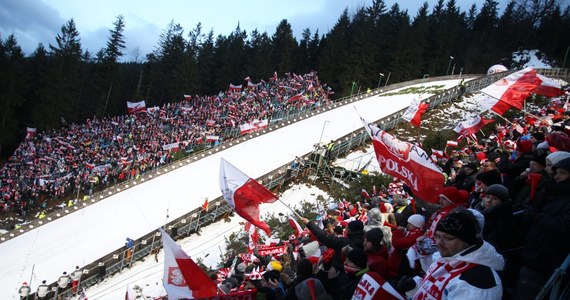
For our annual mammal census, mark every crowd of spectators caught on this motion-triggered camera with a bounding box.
[0,71,332,228]
[209,95,569,300]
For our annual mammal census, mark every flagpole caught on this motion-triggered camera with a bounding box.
[277,198,302,219]
[491,111,514,125]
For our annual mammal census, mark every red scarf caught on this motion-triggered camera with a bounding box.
[413,260,476,300]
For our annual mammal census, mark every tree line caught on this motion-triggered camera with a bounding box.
[0,0,568,159]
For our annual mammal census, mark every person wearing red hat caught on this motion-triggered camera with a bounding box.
[424,186,467,240]
[18,282,31,299]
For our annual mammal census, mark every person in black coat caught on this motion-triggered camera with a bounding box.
[498,139,534,189]
[482,184,517,254]
[514,157,570,300]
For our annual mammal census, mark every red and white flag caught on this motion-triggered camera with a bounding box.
[431,149,445,158]
[446,140,458,148]
[286,93,306,103]
[244,76,251,81]
[125,284,136,300]
[127,100,147,114]
[360,115,445,203]
[453,115,494,135]
[160,228,217,299]
[480,68,542,111]
[245,222,259,253]
[183,94,192,101]
[352,272,405,300]
[401,98,429,127]
[219,158,278,235]
[533,74,564,97]
[288,216,304,237]
[78,288,89,300]
[361,188,371,199]
[25,127,37,139]
[228,84,242,91]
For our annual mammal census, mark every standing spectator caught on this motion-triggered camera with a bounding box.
[412,211,504,299]
[388,214,425,280]
[18,282,31,299]
[70,265,82,293]
[362,228,389,279]
[36,280,50,300]
[514,157,570,299]
[125,237,135,265]
[57,271,71,294]
[498,139,533,189]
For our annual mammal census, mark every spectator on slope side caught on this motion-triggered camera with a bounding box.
[514,157,570,300]
[410,211,504,300]
[36,280,50,299]
[18,282,31,299]
[498,139,534,189]
[125,237,135,265]
[57,271,71,294]
[508,152,549,210]
[70,265,82,294]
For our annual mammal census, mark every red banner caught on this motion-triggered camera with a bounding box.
[257,244,288,256]
[194,290,257,300]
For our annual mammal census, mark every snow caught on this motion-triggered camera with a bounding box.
[0,78,464,299]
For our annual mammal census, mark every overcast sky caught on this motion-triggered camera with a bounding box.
[0,0,548,61]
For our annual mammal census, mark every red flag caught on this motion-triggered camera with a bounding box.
[352,273,405,300]
[245,222,259,253]
[478,94,513,115]
[360,115,445,203]
[480,68,542,111]
[288,216,304,237]
[25,127,37,139]
[201,198,209,211]
[446,140,458,148]
[361,188,371,199]
[228,84,242,91]
[183,94,192,101]
[533,74,564,97]
[127,100,146,114]
[125,284,136,300]
[160,228,217,299]
[454,115,494,135]
[219,158,278,235]
[402,98,429,127]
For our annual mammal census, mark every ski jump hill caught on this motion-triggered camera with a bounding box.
[0,69,567,298]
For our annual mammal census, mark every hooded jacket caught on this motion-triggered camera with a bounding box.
[413,241,504,300]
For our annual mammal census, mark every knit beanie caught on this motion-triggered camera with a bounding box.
[485,184,510,203]
[364,228,384,247]
[476,170,502,187]
[436,212,478,245]
[531,152,547,167]
[295,278,327,300]
[346,248,368,269]
[296,259,314,278]
[407,214,425,229]
[546,151,570,166]
[553,157,570,173]
[347,220,364,232]
[517,139,533,153]
[439,186,461,204]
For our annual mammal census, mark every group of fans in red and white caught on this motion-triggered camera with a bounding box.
[0,71,332,226]
[207,86,570,299]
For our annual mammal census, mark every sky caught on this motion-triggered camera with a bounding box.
[0,78,465,299]
[1,0,505,61]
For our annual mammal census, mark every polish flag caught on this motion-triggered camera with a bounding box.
[183,94,192,101]
[228,84,242,91]
[361,188,371,199]
[478,94,513,115]
[127,100,147,114]
[160,228,217,299]
[533,74,564,97]
[446,140,458,148]
[352,272,405,300]
[360,115,445,203]
[480,68,542,111]
[431,149,445,158]
[125,284,136,300]
[287,93,306,103]
[401,98,429,127]
[454,115,494,135]
[288,216,304,237]
[25,127,37,139]
[219,158,278,235]
[245,222,259,253]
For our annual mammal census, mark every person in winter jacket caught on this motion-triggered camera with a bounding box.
[514,157,570,300]
[18,282,31,299]
[362,228,389,279]
[388,214,426,280]
[327,248,370,300]
[36,280,50,300]
[481,184,518,254]
[70,265,82,293]
[498,139,534,189]
[411,211,504,300]
[363,207,392,250]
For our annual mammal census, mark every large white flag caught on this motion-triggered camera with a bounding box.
[160,228,217,299]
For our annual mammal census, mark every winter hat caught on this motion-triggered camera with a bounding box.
[22,282,28,286]
[476,170,502,187]
[347,220,364,232]
[407,214,425,229]
[531,152,547,167]
[263,269,281,282]
[553,157,570,173]
[295,278,327,300]
[546,151,570,166]
[439,186,461,204]
[517,139,534,153]
[485,184,510,203]
[267,261,282,272]
[457,190,470,204]
[364,228,384,247]
[463,162,479,172]
[436,212,479,245]
[236,262,247,273]
[346,248,368,269]
[532,132,545,141]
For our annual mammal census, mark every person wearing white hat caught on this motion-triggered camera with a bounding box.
[387,214,426,279]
